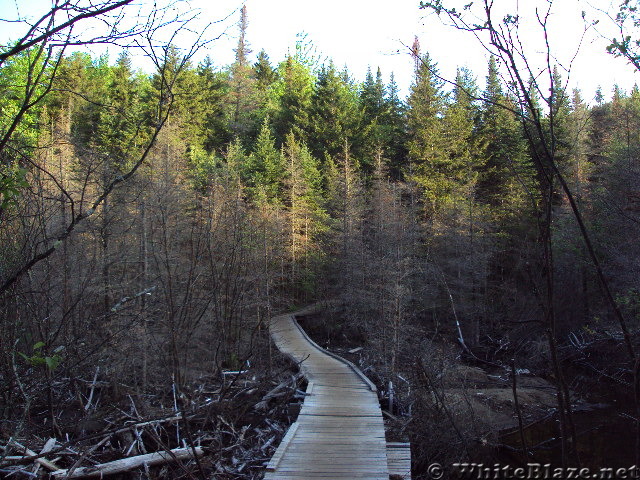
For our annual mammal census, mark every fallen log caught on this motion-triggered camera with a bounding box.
[50,447,204,478]
[1,415,190,470]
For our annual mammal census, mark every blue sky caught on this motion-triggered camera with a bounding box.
[2,0,638,102]
[202,0,639,102]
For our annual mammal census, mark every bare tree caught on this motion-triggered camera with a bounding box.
[0,0,225,438]
[415,0,640,466]
[0,0,217,294]
[420,0,635,360]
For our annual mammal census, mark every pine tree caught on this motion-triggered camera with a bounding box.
[381,72,408,179]
[95,52,147,171]
[249,49,279,140]
[223,136,247,187]
[254,50,278,92]
[72,54,111,149]
[549,66,572,166]
[150,45,205,141]
[360,67,387,126]
[360,67,389,167]
[328,141,366,304]
[522,66,571,208]
[42,52,94,181]
[440,68,482,200]
[566,89,592,201]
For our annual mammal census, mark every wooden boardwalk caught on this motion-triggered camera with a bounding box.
[264,309,390,480]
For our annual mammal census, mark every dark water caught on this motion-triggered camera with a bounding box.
[499,403,637,468]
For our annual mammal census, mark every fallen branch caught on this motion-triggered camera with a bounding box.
[84,367,100,411]
[50,447,204,478]
[64,435,111,477]
[32,438,57,475]
[8,439,59,472]
[255,373,302,411]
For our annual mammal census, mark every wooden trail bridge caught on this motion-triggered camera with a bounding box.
[264,308,410,480]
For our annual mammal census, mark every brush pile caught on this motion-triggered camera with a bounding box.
[1,370,306,479]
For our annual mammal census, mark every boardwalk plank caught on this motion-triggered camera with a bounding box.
[264,312,390,480]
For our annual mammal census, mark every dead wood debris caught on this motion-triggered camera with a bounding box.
[0,370,306,479]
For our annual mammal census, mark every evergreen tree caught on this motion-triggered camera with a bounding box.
[523,75,549,185]
[95,52,147,171]
[283,132,328,295]
[406,50,450,211]
[438,68,482,205]
[307,63,363,167]
[150,45,201,136]
[223,136,247,187]
[198,56,231,153]
[360,67,386,126]
[271,55,314,146]
[595,86,604,105]
[74,54,112,148]
[523,66,571,205]
[360,67,389,167]
[244,117,285,204]
[549,66,572,162]
[228,5,258,141]
[254,50,278,92]
[251,50,279,141]
[476,57,531,215]
[325,141,368,313]
[382,72,408,178]
[566,88,592,200]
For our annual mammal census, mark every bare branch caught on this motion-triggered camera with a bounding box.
[0,0,134,66]
[0,3,217,294]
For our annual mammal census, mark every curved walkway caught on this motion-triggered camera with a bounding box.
[264,308,389,480]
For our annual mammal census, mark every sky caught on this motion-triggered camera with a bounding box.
[2,0,639,102]
[188,0,639,102]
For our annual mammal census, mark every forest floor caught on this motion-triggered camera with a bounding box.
[296,308,635,472]
[297,310,559,427]
[4,308,635,478]
[0,347,303,479]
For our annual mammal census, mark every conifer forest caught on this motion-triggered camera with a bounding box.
[1,0,640,478]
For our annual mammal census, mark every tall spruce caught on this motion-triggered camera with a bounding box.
[406,46,450,212]
[360,67,391,169]
[254,50,278,92]
[95,52,147,170]
[476,57,532,218]
[229,5,258,141]
[271,55,314,146]
[383,72,408,178]
[283,132,328,296]
[198,56,231,153]
[307,63,363,168]
[244,117,284,204]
